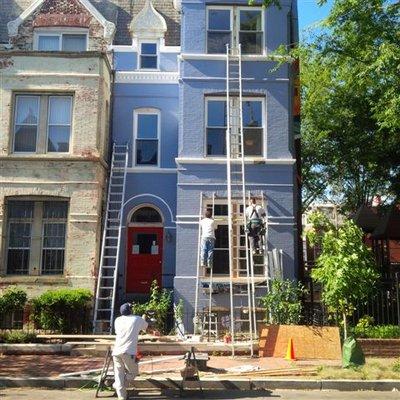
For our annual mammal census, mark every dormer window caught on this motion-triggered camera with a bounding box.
[139,42,158,69]
[35,31,88,52]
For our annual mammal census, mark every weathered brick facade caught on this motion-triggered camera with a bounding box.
[10,0,109,51]
[0,52,111,297]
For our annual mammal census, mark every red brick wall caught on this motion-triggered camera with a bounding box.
[358,339,400,357]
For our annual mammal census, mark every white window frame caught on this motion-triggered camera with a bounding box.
[138,40,159,71]
[237,6,265,55]
[33,28,89,51]
[46,96,73,153]
[206,6,265,55]
[133,108,161,168]
[12,95,40,154]
[204,96,266,159]
[206,6,233,54]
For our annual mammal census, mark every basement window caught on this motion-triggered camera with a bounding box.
[5,199,68,276]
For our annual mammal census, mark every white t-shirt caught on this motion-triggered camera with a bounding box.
[112,315,148,356]
[200,217,215,239]
[245,204,265,220]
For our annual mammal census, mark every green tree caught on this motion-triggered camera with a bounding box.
[255,0,400,213]
[309,219,378,338]
[261,279,305,325]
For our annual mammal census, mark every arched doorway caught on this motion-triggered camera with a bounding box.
[126,206,163,294]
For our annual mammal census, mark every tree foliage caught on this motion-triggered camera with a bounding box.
[257,0,400,213]
[310,218,378,338]
[261,279,306,325]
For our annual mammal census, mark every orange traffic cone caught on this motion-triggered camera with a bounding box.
[285,338,296,361]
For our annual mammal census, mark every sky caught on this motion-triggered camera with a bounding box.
[297,0,334,41]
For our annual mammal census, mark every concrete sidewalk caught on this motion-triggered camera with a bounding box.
[1,388,400,399]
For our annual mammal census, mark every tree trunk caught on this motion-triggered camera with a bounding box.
[343,312,348,339]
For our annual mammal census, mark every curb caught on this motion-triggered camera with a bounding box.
[1,377,400,392]
[0,344,72,355]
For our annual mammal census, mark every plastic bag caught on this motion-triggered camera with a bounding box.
[342,336,365,368]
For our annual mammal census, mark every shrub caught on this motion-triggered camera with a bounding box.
[0,287,27,313]
[261,279,305,325]
[132,280,172,334]
[353,324,400,339]
[392,358,400,373]
[2,331,37,344]
[31,289,92,333]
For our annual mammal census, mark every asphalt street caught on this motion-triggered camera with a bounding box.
[1,389,400,400]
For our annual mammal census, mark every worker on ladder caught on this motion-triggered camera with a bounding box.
[245,197,266,255]
[200,209,216,274]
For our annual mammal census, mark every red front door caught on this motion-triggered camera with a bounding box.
[126,226,163,293]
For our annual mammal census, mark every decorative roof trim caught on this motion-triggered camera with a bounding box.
[129,0,167,40]
[173,0,182,11]
[115,71,179,84]
[7,0,116,39]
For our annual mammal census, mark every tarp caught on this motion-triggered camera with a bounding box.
[342,336,365,368]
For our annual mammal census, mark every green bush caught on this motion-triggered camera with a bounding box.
[0,287,27,313]
[132,280,172,334]
[261,279,306,325]
[1,331,37,344]
[31,289,92,333]
[354,324,400,339]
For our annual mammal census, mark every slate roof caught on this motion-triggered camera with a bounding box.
[353,205,381,234]
[0,0,181,46]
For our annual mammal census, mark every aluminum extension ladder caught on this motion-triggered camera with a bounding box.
[92,143,129,333]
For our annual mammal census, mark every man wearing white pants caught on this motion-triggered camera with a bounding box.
[112,303,148,400]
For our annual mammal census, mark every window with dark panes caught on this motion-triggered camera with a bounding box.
[242,100,263,155]
[13,94,72,154]
[207,8,232,53]
[131,207,162,223]
[206,98,263,157]
[140,43,158,69]
[6,201,34,275]
[214,225,229,274]
[206,7,263,55]
[5,200,68,276]
[206,100,227,156]
[41,202,68,275]
[135,112,159,166]
[239,10,263,54]
[62,34,87,51]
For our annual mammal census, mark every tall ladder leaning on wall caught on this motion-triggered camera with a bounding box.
[92,143,129,334]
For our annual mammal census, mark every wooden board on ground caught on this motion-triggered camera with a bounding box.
[258,325,341,360]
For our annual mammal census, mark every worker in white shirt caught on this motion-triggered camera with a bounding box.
[112,303,148,400]
[245,197,266,254]
[200,209,216,272]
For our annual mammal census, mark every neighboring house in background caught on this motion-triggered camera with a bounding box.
[0,0,114,299]
[111,0,180,300]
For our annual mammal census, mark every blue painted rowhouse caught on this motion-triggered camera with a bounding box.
[107,0,299,334]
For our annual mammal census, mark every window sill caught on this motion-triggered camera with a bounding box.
[175,157,296,165]
[0,275,69,285]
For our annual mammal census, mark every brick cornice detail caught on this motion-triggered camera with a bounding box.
[33,13,91,28]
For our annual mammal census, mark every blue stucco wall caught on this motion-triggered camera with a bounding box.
[112,49,179,302]
[175,0,299,327]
